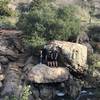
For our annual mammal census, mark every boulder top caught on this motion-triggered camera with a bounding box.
[27,64,69,83]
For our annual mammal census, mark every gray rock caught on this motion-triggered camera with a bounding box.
[77,33,89,43]
[31,87,40,99]
[27,64,69,83]
[0,81,2,87]
[1,63,21,96]
[0,64,2,73]
[40,87,53,100]
[68,77,83,98]
[82,43,93,54]
[0,37,18,59]
[0,56,9,64]
[1,82,18,95]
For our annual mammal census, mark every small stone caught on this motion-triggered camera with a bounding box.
[0,74,5,81]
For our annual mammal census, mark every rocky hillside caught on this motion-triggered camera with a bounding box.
[0,29,99,100]
[0,0,100,100]
[0,30,88,100]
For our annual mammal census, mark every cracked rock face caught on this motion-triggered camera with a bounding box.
[0,30,25,97]
[27,64,69,83]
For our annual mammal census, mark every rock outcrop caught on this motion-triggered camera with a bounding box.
[0,30,25,97]
[46,40,87,73]
[1,63,22,96]
[27,64,69,83]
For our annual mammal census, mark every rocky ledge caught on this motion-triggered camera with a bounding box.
[27,64,69,83]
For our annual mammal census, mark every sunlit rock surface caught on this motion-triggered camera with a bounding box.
[0,74,5,81]
[46,40,87,73]
[27,64,69,83]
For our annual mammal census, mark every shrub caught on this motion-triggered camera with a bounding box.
[0,0,11,16]
[87,54,100,75]
[20,85,31,100]
[23,34,47,48]
[17,0,80,47]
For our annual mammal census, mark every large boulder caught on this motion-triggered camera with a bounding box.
[27,64,69,83]
[46,40,87,73]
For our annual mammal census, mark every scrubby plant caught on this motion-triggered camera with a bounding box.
[17,0,80,47]
[23,34,47,48]
[0,0,11,16]
[87,54,100,75]
[20,85,31,100]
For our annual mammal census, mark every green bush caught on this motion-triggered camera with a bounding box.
[87,54,100,75]
[23,34,47,48]
[0,0,11,16]
[20,85,31,100]
[17,0,80,47]
[0,0,18,29]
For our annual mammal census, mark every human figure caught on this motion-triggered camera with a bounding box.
[52,47,58,67]
[47,50,53,67]
[42,46,48,64]
[39,50,43,64]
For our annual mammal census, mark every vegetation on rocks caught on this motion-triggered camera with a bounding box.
[0,0,100,100]
[0,0,20,29]
[17,0,80,47]
[0,0,11,16]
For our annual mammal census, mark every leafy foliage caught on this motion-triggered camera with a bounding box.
[0,0,11,16]
[87,54,100,75]
[20,85,31,100]
[23,34,46,48]
[17,0,80,47]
